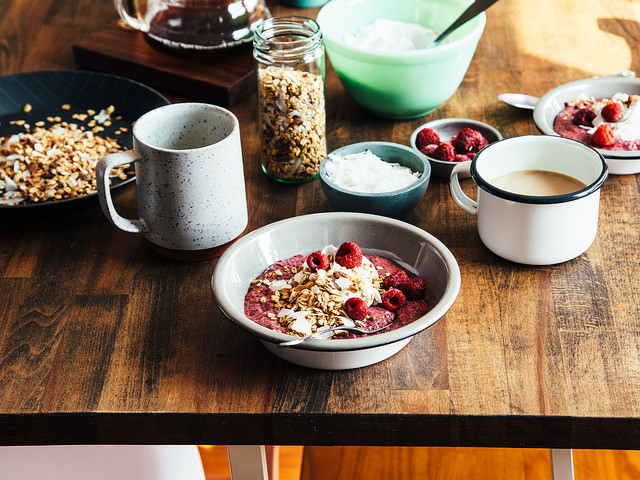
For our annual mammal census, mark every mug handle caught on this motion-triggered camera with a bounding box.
[113,0,148,32]
[96,150,146,234]
[449,161,478,215]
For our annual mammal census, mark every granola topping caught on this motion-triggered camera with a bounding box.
[0,105,129,205]
[254,244,384,337]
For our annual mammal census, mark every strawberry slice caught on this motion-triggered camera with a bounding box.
[592,124,615,147]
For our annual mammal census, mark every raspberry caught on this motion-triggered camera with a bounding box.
[416,127,441,149]
[344,297,368,321]
[431,141,455,161]
[601,102,624,122]
[572,108,596,127]
[399,278,427,300]
[454,154,470,162]
[384,270,409,290]
[335,241,363,268]
[452,128,488,154]
[419,144,439,156]
[476,135,489,150]
[592,124,615,147]
[452,128,477,152]
[307,251,329,271]
[466,152,477,160]
[382,288,406,311]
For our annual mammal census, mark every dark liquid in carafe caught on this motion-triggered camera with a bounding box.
[145,4,262,52]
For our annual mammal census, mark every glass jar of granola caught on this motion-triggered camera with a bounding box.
[253,16,327,183]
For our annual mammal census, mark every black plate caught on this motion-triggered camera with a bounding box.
[0,70,169,210]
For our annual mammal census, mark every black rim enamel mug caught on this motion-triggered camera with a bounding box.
[449,135,608,265]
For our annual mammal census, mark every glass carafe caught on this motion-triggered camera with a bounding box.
[114,0,271,53]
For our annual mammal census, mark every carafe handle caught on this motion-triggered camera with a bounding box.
[113,0,148,32]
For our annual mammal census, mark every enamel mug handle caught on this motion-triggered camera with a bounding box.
[96,150,146,234]
[113,0,148,32]
[449,161,478,215]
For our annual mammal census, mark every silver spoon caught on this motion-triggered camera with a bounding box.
[431,0,501,47]
[497,93,540,110]
[277,322,394,348]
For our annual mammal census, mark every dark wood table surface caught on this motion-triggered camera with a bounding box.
[1,0,640,451]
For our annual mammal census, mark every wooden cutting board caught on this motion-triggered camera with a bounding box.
[72,22,256,106]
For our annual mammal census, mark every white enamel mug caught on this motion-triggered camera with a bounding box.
[97,103,248,261]
[449,135,608,265]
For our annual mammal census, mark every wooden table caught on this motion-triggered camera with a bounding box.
[1,0,640,477]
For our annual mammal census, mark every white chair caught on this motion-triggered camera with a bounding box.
[551,449,575,480]
[0,445,205,480]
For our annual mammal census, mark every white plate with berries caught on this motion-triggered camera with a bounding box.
[410,118,502,178]
[211,212,461,370]
[533,75,640,175]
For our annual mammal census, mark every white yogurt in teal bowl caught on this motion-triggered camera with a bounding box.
[319,141,431,218]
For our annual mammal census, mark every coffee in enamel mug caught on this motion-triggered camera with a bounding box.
[449,135,608,265]
[490,169,587,196]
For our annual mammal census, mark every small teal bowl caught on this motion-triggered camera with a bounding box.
[316,0,486,119]
[319,141,431,218]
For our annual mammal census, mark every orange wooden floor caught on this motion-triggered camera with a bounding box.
[199,445,640,479]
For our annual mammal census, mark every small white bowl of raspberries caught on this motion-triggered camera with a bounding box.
[410,118,502,178]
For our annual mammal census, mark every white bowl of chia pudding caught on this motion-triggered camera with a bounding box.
[211,212,460,370]
[533,75,640,175]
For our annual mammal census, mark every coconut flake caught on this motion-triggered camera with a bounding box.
[4,177,17,191]
[269,280,290,291]
[326,149,421,193]
[334,276,352,291]
[322,244,338,258]
[94,109,110,124]
[5,134,21,146]
[289,317,312,336]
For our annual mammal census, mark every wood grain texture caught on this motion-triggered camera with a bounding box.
[72,23,257,106]
[198,445,640,480]
[1,0,640,453]
[301,447,640,480]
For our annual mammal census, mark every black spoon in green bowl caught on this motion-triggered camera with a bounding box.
[431,0,501,47]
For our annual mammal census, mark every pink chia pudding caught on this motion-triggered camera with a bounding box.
[244,242,430,340]
[553,92,640,151]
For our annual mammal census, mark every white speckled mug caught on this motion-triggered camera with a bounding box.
[97,102,248,261]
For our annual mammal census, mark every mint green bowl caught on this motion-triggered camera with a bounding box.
[316,0,486,119]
